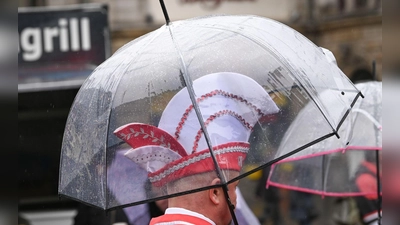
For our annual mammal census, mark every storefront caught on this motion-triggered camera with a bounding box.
[18,4,110,224]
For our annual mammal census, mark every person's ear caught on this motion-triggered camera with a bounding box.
[209,178,221,205]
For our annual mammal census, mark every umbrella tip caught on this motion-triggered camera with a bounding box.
[159,0,171,25]
[334,131,340,139]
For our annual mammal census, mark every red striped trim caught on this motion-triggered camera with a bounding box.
[192,110,252,153]
[149,142,249,187]
[174,89,264,139]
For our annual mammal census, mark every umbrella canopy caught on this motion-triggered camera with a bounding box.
[267,81,382,196]
[58,15,361,215]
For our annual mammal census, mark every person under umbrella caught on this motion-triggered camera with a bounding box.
[73,144,259,225]
[114,73,279,225]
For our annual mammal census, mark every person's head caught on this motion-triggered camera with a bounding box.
[167,170,240,225]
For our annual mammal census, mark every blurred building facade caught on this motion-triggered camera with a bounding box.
[19,0,382,81]
[295,0,382,82]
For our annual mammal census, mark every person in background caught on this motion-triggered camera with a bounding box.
[256,166,281,225]
[353,151,381,225]
[289,190,318,225]
[234,188,261,225]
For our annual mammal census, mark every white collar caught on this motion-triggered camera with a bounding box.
[165,207,216,225]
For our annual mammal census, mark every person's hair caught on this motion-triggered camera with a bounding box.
[167,172,216,195]
[166,170,239,195]
[145,179,167,199]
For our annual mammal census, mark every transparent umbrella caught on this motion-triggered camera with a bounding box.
[58,14,361,224]
[267,81,381,223]
[268,81,381,195]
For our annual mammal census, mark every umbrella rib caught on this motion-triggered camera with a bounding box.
[166,26,226,185]
[166,25,239,225]
[105,183,224,212]
[335,91,364,133]
[60,183,223,212]
[58,193,108,211]
[229,132,336,184]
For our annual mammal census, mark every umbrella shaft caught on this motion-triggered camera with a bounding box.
[158,0,170,25]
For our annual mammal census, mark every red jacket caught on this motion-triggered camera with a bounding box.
[149,208,215,225]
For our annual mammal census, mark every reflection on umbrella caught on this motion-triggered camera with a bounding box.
[58,12,361,225]
[267,81,382,224]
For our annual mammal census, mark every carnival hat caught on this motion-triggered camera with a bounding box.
[114,72,279,187]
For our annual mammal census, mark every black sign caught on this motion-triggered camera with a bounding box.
[18,4,110,92]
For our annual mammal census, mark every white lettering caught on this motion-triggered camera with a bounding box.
[44,27,59,52]
[80,17,91,51]
[59,18,69,52]
[69,18,80,51]
[21,28,42,61]
[19,17,92,62]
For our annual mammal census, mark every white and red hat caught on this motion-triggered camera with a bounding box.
[114,72,279,187]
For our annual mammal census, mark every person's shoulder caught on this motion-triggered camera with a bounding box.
[149,213,215,225]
